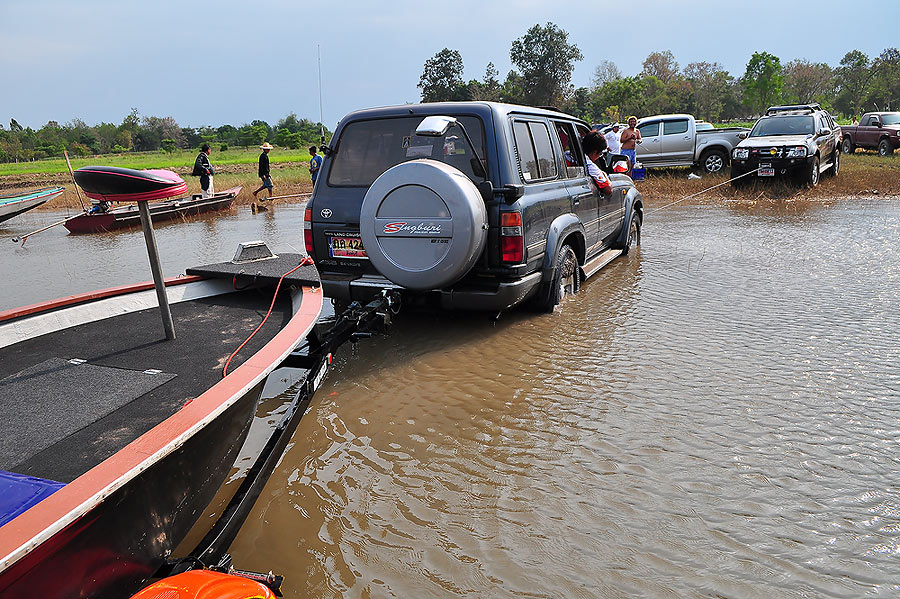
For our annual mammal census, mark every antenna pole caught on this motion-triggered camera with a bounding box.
[318,45,325,143]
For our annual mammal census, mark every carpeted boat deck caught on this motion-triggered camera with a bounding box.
[0,291,292,483]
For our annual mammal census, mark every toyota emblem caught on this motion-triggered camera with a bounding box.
[321,209,333,218]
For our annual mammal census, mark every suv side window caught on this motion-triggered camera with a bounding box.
[663,119,689,135]
[638,122,660,137]
[552,121,585,178]
[513,120,558,182]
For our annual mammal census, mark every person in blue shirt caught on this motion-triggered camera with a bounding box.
[309,146,323,184]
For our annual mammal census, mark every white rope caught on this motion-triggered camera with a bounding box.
[647,168,760,214]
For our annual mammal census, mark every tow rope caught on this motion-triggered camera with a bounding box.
[647,168,760,214]
[222,256,315,377]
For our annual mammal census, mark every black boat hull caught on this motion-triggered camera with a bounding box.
[0,384,261,598]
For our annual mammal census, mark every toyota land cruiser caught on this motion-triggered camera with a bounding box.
[304,102,643,312]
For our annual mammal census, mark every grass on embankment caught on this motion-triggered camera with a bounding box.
[635,152,899,206]
[0,147,312,177]
[3,150,898,212]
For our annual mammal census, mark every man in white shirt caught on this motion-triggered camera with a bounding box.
[604,124,622,155]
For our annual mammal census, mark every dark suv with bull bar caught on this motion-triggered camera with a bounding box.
[730,103,841,187]
[304,102,643,312]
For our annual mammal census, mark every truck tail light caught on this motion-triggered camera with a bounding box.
[500,211,524,264]
[304,208,314,257]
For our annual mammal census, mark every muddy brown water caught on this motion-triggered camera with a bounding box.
[2,198,899,597]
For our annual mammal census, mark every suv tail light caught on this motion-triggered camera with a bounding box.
[303,208,314,257]
[500,211,524,264]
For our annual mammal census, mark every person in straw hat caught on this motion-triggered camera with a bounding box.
[252,142,275,210]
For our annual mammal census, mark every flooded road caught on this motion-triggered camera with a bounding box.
[3,199,899,597]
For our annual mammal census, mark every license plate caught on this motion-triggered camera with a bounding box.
[758,163,774,177]
[327,233,367,259]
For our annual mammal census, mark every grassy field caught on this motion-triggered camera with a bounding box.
[0,147,313,177]
[637,152,900,205]
[3,150,897,213]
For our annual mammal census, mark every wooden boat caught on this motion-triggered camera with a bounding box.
[0,187,64,224]
[64,187,241,234]
[0,253,324,598]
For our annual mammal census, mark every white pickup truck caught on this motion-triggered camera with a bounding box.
[634,114,749,174]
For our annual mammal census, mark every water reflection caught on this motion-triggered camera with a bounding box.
[4,199,899,597]
[227,200,900,598]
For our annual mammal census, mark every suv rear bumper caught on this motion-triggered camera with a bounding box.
[321,272,542,312]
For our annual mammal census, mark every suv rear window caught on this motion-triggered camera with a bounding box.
[328,115,486,187]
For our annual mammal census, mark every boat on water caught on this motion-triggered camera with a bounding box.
[0,165,330,598]
[0,252,325,598]
[64,187,241,234]
[0,187,65,224]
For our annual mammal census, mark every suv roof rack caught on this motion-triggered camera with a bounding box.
[765,104,821,116]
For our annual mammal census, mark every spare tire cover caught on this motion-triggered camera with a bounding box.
[360,159,487,291]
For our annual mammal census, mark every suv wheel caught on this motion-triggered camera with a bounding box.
[841,137,854,154]
[701,149,727,174]
[622,214,641,256]
[878,139,894,157]
[536,244,579,313]
[806,156,820,187]
[827,147,840,177]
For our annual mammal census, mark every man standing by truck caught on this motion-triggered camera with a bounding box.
[620,116,642,168]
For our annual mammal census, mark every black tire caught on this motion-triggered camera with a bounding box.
[536,244,580,313]
[701,149,728,174]
[806,156,820,187]
[878,139,894,157]
[841,137,855,154]
[621,213,641,256]
[827,146,840,177]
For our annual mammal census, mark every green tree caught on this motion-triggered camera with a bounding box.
[867,48,900,111]
[782,59,834,105]
[509,22,583,107]
[641,51,679,84]
[833,50,871,117]
[684,62,732,121]
[418,48,467,102]
[741,51,784,115]
[469,62,502,102]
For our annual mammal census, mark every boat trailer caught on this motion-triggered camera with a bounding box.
[151,287,400,595]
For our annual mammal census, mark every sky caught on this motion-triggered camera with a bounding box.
[1,0,898,132]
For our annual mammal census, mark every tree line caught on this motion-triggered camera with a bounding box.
[418,23,900,124]
[0,109,331,163]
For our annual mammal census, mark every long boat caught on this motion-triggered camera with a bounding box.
[0,187,64,224]
[0,254,324,598]
[63,186,241,234]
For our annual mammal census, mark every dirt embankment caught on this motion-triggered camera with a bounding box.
[1,162,315,209]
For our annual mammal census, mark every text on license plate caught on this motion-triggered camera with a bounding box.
[328,235,367,259]
[758,163,775,177]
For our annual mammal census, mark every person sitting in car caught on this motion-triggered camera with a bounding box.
[581,130,613,196]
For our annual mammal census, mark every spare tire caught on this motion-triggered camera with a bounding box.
[359,159,487,291]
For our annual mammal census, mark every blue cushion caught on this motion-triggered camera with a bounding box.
[0,470,65,527]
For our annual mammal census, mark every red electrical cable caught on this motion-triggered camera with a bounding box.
[222,257,314,378]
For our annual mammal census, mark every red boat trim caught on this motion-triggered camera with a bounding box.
[0,275,204,323]
[0,284,324,571]
[83,183,189,203]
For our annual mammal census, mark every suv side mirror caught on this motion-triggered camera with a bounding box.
[817,128,831,137]
[738,132,748,139]
[416,116,457,137]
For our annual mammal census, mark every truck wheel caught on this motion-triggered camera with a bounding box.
[805,156,820,187]
[536,244,579,312]
[621,214,641,256]
[827,147,840,177]
[701,149,727,174]
[841,137,854,154]
[878,139,894,157]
